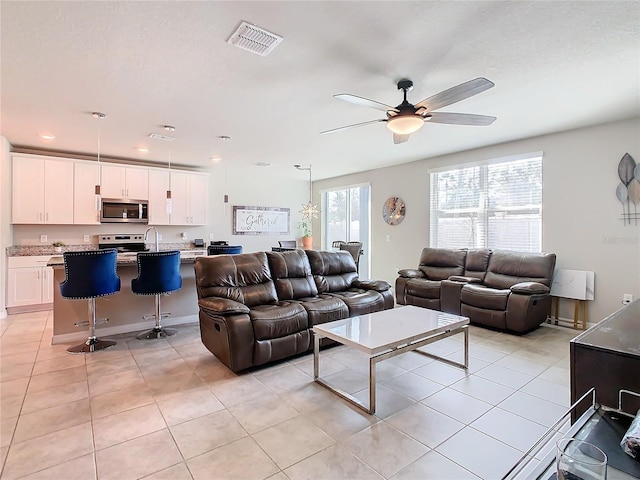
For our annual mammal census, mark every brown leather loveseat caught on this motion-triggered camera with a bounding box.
[194,249,393,371]
[396,248,556,333]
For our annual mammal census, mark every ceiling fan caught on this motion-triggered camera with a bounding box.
[320,77,496,144]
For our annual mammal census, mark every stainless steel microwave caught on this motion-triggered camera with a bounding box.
[101,198,148,223]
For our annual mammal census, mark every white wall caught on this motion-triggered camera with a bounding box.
[314,117,640,323]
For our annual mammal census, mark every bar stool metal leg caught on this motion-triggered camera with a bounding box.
[136,294,177,340]
[67,298,117,354]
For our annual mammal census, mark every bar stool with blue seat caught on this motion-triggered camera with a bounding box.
[131,250,182,340]
[60,249,121,354]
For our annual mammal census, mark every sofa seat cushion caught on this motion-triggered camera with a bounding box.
[405,278,442,299]
[250,302,308,340]
[329,289,385,316]
[297,295,349,326]
[461,284,510,310]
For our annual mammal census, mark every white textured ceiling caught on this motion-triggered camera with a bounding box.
[1,1,639,181]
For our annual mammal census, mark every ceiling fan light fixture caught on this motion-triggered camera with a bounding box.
[386,115,424,135]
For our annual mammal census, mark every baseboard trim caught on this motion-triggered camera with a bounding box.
[51,314,199,345]
[7,303,53,315]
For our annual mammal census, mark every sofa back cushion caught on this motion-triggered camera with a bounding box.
[418,248,467,280]
[483,251,556,289]
[194,252,278,307]
[266,250,318,300]
[464,249,492,280]
[306,250,358,293]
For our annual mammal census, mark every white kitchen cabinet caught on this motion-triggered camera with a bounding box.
[7,256,54,311]
[74,161,101,224]
[100,164,149,200]
[148,169,170,225]
[170,171,209,225]
[12,154,74,224]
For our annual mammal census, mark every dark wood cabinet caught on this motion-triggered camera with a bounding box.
[570,300,640,420]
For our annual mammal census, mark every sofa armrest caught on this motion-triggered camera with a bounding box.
[398,268,424,279]
[353,279,391,292]
[447,275,482,284]
[198,297,250,315]
[510,282,550,295]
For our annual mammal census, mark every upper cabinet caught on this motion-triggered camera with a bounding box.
[100,164,149,200]
[74,161,101,225]
[168,171,209,225]
[12,154,74,224]
[148,169,171,226]
[11,153,208,226]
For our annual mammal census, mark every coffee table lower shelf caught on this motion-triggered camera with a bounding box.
[313,323,468,415]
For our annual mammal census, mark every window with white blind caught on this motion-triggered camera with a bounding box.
[429,153,543,252]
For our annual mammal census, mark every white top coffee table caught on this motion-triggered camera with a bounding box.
[313,305,469,414]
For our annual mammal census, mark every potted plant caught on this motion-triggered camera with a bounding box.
[299,220,313,249]
[52,241,65,253]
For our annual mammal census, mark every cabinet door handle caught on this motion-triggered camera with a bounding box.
[37,270,40,279]
[46,212,49,221]
[39,212,43,221]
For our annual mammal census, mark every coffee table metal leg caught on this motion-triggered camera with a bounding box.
[370,356,376,413]
[313,334,320,379]
[313,333,376,414]
[464,325,469,369]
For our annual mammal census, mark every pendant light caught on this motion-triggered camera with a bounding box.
[92,112,106,218]
[166,151,173,215]
[295,164,320,220]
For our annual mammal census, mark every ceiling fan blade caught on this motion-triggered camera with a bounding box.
[393,133,410,144]
[415,77,494,112]
[320,119,386,135]
[426,112,496,126]
[334,94,399,113]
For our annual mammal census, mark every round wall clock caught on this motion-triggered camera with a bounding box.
[382,197,405,225]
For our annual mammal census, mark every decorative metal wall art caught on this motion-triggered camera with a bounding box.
[616,153,640,225]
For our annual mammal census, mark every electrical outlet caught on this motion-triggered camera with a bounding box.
[158,234,163,241]
[386,235,391,242]
[209,233,215,241]
[623,293,633,305]
[181,232,187,240]
[40,235,47,243]
[83,235,90,242]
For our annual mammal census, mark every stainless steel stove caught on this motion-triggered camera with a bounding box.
[98,234,149,254]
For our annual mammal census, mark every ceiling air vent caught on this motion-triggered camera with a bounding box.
[227,21,283,57]
[148,133,175,141]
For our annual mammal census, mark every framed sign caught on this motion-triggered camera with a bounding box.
[233,206,290,235]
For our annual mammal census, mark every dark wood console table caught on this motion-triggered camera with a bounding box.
[570,299,640,420]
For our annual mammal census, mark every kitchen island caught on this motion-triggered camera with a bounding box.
[47,252,204,344]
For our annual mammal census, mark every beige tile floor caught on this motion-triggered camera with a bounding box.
[0,310,577,480]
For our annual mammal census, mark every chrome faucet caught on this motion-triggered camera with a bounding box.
[144,226,159,252]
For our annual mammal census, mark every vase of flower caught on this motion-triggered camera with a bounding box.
[52,241,65,253]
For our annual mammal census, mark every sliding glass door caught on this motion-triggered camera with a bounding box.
[321,184,370,278]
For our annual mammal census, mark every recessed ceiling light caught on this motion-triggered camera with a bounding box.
[218,135,231,141]
[136,146,149,154]
[255,162,272,167]
[39,133,56,141]
[210,156,222,163]
[163,125,176,132]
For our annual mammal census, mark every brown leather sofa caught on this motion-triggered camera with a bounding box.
[194,249,393,371]
[396,248,556,333]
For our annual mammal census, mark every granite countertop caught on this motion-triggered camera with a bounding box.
[47,251,207,267]
[7,243,203,257]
